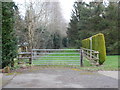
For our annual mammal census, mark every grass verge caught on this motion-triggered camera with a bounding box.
[80,55,119,71]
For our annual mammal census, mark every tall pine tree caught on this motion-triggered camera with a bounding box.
[2,2,18,68]
[67,1,119,54]
[0,2,2,68]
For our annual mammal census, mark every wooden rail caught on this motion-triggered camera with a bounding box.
[81,47,99,65]
[18,52,32,64]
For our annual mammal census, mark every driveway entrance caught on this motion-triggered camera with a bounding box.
[3,68,118,88]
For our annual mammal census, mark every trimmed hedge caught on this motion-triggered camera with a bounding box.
[82,33,106,65]
[82,38,90,49]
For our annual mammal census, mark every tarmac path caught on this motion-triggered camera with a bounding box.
[2,68,118,88]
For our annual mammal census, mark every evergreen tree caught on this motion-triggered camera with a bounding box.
[2,2,18,68]
[104,2,118,54]
[0,2,2,68]
[53,32,61,49]
[67,1,119,54]
[67,2,79,47]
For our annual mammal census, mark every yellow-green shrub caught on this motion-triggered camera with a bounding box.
[82,33,106,65]
[82,38,90,49]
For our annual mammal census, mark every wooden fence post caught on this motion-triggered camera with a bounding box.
[29,50,32,65]
[80,49,83,67]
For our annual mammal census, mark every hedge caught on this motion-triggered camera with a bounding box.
[82,38,90,49]
[82,33,106,65]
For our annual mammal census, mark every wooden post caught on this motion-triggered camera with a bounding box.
[29,58,32,65]
[96,51,99,65]
[80,49,83,67]
[29,50,32,65]
[18,54,20,65]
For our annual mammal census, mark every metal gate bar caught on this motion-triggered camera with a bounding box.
[32,49,82,67]
[32,49,80,51]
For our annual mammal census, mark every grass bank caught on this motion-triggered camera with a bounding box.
[80,55,119,71]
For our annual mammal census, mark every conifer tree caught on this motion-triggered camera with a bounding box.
[2,2,18,68]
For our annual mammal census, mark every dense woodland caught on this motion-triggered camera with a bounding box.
[67,1,119,55]
[1,1,119,68]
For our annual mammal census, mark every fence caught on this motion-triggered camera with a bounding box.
[32,49,83,67]
[81,48,99,65]
[18,52,32,64]
[18,48,99,67]
[82,33,106,65]
[18,49,84,67]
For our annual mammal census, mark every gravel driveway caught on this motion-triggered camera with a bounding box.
[2,68,118,88]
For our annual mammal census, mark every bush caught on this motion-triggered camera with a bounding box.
[82,38,90,49]
[82,33,106,65]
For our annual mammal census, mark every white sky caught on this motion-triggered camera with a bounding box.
[13,0,93,22]
[60,0,93,21]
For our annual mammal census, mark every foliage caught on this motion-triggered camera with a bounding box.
[82,38,90,49]
[82,33,106,65]
[62,37,68,47]
[0,2,2,68]
[67,2,119,54]
[53,32,62,49]
[14,2,67,50]
[2,2,18,68]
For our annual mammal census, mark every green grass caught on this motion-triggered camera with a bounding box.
[103,55,119,69]
[80,55,119,71]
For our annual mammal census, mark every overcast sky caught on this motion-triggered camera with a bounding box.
[13,0,93,22]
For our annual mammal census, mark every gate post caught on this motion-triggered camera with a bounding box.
[29,49,32,65]
[29,58,32,65]
[80,49,83,67]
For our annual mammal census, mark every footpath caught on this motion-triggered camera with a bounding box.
[98,71,118,79]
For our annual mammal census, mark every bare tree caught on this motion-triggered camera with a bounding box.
[24,0,49,50]
[16,0,67,50]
